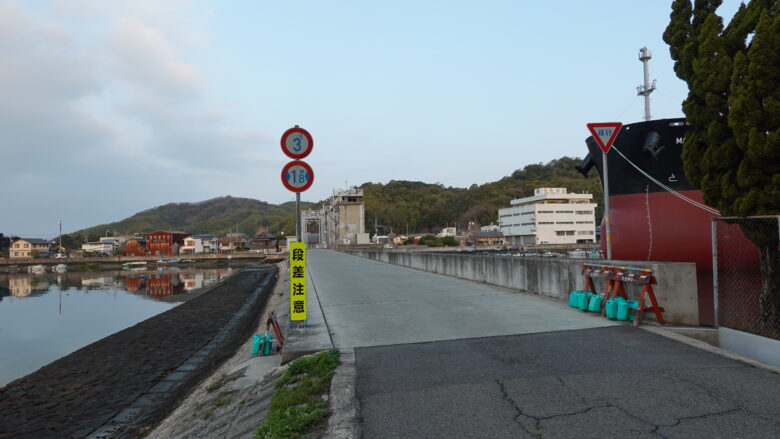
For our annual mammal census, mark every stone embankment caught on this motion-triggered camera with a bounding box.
[0,265,278,439]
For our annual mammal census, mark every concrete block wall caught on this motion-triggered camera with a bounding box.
[341,250,700,326]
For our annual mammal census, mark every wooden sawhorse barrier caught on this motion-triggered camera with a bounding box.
[581,263,665,327]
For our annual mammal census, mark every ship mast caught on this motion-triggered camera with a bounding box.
[636,47,656,121]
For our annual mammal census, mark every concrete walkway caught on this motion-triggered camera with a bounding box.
[300,250,780,438]
[307,249,614,348]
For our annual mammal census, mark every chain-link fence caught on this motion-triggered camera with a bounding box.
[714,216,780,340]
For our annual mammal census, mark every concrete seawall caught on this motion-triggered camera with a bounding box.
[341,250,700,326]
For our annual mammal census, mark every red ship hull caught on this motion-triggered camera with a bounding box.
[601,190,716,324]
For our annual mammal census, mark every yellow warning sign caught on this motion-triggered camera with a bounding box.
[289,242,306,321]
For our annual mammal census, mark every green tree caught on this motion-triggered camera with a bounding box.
[664,0,780,330]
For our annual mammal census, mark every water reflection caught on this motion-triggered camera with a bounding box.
[0,265,244,387]
[0,267,234,302]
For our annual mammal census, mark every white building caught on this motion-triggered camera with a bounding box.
[498,188,596,246]
[82,242,115,256]
[181,235,216,254]
[480,224,500,232]
[436,227,457,238]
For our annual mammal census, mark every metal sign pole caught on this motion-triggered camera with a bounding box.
[296,192,302,242]
[603,151,612,260]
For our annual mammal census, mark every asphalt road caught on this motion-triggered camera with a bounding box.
[356,326,780,438]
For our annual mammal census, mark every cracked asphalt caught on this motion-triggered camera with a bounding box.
[356,326,780,438]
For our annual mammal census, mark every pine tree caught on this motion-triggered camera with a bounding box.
[664,0,779,331]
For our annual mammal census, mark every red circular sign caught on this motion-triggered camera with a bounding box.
[281,160,314,192]
[280,127,313,159]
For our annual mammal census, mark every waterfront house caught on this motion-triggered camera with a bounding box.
[146,231,191,256]
[81,241,116,256]
[125,238,147,256]
[248,232,276,253]
[181,234,216,254]
[469,231,506,247]
[218,233,248,253]
[9,238,50,259]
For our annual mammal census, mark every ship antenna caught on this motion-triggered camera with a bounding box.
[636,47,656,121]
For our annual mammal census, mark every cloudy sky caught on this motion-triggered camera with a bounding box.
[1,0,742,238]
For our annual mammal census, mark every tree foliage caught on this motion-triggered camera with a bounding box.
[663,0,779,216]
[362,157,602,235]
[664,0,780,331]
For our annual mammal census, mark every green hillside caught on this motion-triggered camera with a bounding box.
[362,157,602,235]
[64,156,602,245]
[63,196,314,246]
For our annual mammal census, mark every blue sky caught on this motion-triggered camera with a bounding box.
[1,0,743,237]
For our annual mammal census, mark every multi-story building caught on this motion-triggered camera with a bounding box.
[498,188,597,246]
[181,234,217,254]
[125,237,148,256]
[9,238,50,259]
[146,231,191,256]
[320,187,370,247]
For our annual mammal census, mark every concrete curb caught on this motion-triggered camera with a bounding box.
[640,325,780,374]
[324,349,361,439]
[87,266,278,438]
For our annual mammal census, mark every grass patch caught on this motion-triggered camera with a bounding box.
[214,396,232,408]
[255,349,341,439]
[202,408,215,420]
[207,373,240,392]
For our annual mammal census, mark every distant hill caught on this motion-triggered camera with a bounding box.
[65,156,602,245]
[362,157,602,235]
[64,196,314,245]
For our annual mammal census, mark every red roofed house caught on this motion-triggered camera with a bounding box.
[146,231,191,256]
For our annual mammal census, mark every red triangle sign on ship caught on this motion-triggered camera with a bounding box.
[587,122,623,153]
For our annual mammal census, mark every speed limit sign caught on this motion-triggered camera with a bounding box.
[280,126,313,159]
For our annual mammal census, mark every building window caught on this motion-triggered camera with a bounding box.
[521,211,534,215]
[521,222,534,226]
[576,221,594,224]
[556,221,574,224]
[555,210,574,214]
[538,222,554,225]
[24,244,29,248]
[576,210,593,215]
[538,210,553,213]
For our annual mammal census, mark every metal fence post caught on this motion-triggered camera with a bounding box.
[711,217,719,327]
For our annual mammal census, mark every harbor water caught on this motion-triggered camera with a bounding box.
[0,263,248,387]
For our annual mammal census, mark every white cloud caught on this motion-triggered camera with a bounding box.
[0,1,275,236]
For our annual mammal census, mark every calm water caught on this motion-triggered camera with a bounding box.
[0,264,243,387]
